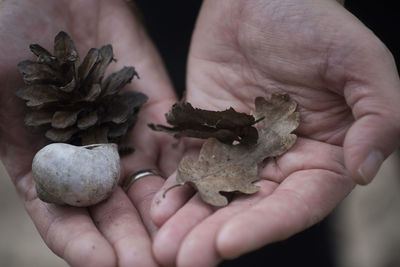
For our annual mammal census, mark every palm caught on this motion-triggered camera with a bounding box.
[152,0,400,266]
[0,1,179,266]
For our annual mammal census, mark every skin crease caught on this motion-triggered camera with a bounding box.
[0,0,184,266]
[150,0,400,266]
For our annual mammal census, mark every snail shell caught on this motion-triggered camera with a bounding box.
[32,143,120,207]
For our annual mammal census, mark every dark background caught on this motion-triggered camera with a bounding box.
[134,1,399,266]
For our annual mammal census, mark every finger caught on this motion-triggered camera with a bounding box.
[176,180,277,267]
[19,174,116,267]
[124,172,165,237]
[260,138,348,182]
[90,187,158,267]
[151,144,201,226]
[121,102,183,235]
[119,137,165,237]
[216,169,354,259]
[343,40,400,184]
[153,195,213,267]
[150,171,194,227]
[103,0,184,235]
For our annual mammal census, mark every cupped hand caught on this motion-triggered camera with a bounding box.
[0,0,182,266]
[150,0,400,266]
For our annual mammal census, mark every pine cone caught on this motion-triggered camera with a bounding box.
[17,31,147,145]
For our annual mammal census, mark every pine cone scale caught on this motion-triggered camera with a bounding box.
[52,109,83,129]
[78,48,101,84]
[16,85,68,108]
[18,61,65,85]
[29,44,57,65]
[80,127,108,145]
[46,127,78,142]
[77,111,98,130]
[90,45,114,84]
[101,66,138,96]
[83,84,102,102]
[58,77,76,92]
[25,111,53,127]
[53,31,79,64]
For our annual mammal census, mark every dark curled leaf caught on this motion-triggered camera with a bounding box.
[149,102,259,145]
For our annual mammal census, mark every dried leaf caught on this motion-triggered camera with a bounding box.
[174,94,300,206]
[177,138,260,206]
[149,102,259,145]
[252,94,299,160]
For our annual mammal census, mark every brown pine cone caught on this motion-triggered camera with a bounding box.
[17,31,147,145]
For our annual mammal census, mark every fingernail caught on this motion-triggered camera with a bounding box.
[358,151,384,184]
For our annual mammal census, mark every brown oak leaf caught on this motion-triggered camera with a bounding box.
[149,102,259,145]
[174,94,300,206]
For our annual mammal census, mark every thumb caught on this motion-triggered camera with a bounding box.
[344,64,400,185]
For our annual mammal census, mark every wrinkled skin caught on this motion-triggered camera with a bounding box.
[0,0,182,266]
[150,0,400,266]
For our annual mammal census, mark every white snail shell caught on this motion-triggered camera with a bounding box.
[32,143,120,207]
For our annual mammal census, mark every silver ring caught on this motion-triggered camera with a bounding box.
[123,169,162,192]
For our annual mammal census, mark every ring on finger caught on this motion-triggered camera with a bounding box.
[122,169,163,192]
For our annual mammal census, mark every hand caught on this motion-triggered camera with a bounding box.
[150,0,400,266]
[0,0,182,266]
